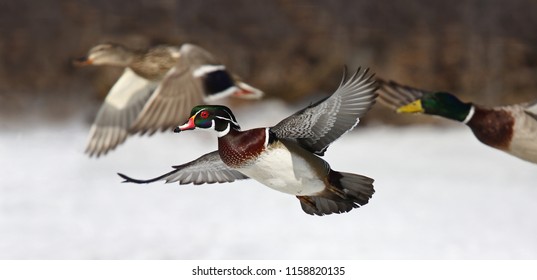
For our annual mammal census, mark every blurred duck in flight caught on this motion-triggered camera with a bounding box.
[378,79,537,164]
[75,43,263,157]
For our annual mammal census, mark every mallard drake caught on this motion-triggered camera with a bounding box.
[75,43,263,157]
[378,79,537,164]
[118,68,378,215]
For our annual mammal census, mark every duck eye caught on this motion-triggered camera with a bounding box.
[200,111,209,119]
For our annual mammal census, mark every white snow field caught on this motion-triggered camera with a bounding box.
[1,101,536,259]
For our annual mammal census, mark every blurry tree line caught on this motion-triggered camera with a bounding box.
[1,0,537,123]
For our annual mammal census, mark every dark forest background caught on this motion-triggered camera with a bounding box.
[1,0,537,124]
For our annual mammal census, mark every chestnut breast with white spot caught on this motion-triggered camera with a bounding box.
[218,129,329,195]
[218,128,267,168]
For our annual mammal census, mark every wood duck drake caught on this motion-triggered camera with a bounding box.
[378,79,537,164]
[118,68,378,215]
[75,43,263,157]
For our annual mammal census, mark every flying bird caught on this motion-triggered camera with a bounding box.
[119,67,378,215]
[378,79,537,164]
[75,43,263,157]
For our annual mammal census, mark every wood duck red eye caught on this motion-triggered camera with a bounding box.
[200,110,209,119]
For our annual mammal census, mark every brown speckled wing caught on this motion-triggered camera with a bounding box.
[376,79,430,110]
[118,151,249,185]
[271,67,377,155]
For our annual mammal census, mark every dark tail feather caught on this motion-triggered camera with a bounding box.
[297,170,374,216]
[333,171,375,205]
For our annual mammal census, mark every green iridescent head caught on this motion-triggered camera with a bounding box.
[397,92,473,122]
[174,105,240,134]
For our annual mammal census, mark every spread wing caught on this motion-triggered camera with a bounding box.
[118,151,249,185]
[270,67,377,155]
[128,44,219,135]
[85,68,158,157]
[376,79,430,110]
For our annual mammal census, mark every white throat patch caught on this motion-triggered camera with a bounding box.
[217,123,230,137]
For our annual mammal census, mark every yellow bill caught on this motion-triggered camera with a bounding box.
[397,99,424,113]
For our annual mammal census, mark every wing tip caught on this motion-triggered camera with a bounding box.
[85,147,106,158]
[375,79,429,111]
[117,172,154,184]
[117,172,136,183]
[338,66,376,91]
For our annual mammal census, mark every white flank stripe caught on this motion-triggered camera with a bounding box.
[264,128,270,148]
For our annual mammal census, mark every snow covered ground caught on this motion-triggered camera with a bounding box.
[1,101,537,259]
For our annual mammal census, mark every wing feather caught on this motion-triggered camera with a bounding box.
[85,68,157,157]
[118,151,249,185]
[271,67,377,155]
[376,79,430,110]
[129,44,225,134]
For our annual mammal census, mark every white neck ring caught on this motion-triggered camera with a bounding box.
[462,105,475,124]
